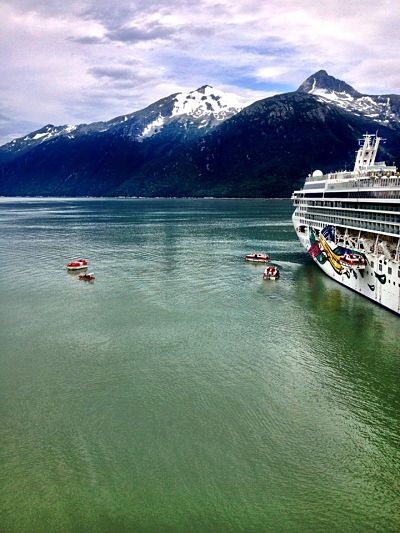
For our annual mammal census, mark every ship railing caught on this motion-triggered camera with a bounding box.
[305,171,350,183]
[326,175,400,190]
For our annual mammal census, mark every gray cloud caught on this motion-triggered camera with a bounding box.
[80,2,142,31]
[89,66,137,81]
[69,35,104,45]
[106,23,175,43]
[88,64,159,85]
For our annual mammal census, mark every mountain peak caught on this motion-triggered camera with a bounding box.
[137,85,242,140]
[297,70,361,99]
[294,70,399,128]
[196,85,213,94]
[169,85,241,121]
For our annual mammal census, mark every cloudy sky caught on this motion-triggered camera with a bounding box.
[1,0,399,145]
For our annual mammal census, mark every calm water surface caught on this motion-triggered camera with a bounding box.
[0,198,399,532]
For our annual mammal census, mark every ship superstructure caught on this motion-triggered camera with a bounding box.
[292,134,400,314]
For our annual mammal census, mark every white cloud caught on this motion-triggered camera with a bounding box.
[1,0,400,144]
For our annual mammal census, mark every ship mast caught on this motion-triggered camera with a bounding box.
[353,133,380,172]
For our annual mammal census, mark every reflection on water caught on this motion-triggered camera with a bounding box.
[0,198,399,532]
[296,262,400,447]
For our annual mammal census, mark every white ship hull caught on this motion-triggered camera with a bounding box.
[291,134,399,315]
[293,214,400,315]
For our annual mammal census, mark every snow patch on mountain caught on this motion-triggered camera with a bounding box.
[137,85,241,140]
[65,125,77,134]
[309,88,354,103]
[171,85,241,120]
[314,91,398,123]
[32,132,51,140]
[141,114,165,138]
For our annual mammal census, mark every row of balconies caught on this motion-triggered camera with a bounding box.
[307,207,400,225]
[302,214,399,237]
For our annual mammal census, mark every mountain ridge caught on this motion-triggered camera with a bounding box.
[1,85,241,156]
[1,71,399,197]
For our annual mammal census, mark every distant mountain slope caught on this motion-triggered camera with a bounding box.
[1,72,399,197]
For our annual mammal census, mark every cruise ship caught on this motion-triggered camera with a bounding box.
[292,134,400,315]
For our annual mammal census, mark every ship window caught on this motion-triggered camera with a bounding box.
[379,264,382,272]
[388,267,392,275]
[371,261,374,268]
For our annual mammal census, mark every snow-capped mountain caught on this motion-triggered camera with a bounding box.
[141,85,241,138]
[297,70,400,127]
[0,85,241,155]
[3,123,75,156]
[1,70,399,198]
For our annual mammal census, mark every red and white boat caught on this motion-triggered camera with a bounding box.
[245,252,269,263]
[263,266,280,280]
[67,258,88,271]
[79,272,95,281]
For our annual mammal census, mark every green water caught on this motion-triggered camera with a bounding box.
[0,198,399,532]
